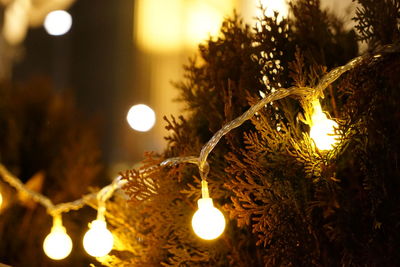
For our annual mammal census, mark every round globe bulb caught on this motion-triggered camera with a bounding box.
[83,219,114,257]
[44,10,72,36]
[310,112,339,151]
[127,104,156,132]
[43,225,73,260]
[192,198,225,240]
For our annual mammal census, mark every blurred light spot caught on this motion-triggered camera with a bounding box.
[2,0,31,45]
[135,0,182,52]
[44,10,72,36]
[134,0,233,53]
[185,2,222,45]
[127,104,156,132]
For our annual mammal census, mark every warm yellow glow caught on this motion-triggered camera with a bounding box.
[135,0,183,52]
[192,198,225,240]
[83,219,114,257]
[43,225,73,260]
[310,100,339,150]
[127,104,156,132]
[44,10,72,36]
[134,0,233,52]
[185,2,222,46]
[2,0,30,45]
[0,191,3,208]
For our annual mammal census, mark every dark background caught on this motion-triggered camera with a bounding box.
[12,0,152,169]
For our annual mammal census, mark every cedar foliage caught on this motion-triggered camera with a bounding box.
[105,1,400,266]
[353,0,400,47]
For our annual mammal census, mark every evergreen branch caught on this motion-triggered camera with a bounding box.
[0,42,398,226]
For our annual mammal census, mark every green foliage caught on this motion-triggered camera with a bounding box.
[353,0,400,47]
[115,1,400,266]
[333,53,400,265]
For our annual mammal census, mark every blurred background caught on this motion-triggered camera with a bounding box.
[0,0,354,175]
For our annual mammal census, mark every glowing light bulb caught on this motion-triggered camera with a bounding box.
[310,100,339,150]
[192,197,225,240]
[44,10,72,36]
[192,181,225,240]
[43,222,73,260]
[83,219,114,257]
[127,104,156,132]
[0,191,2,208]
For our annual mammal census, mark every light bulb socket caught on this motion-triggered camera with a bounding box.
[198,197,214,209]
[311,99,323,112]
[96,205,106,221]
[51,214,64,230]
[201,180,210,199]
[52,225,67,233]
[90,219,107,229]
[311,99,326,122]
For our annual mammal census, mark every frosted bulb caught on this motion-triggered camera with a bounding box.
[43,225,73,260]
[83,219,114,257]
[44,10,72,36]
[192,198,225,240]
[310,101,339,150]
[127,104,156,132]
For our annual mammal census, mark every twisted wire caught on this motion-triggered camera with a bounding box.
[0,43,398,215]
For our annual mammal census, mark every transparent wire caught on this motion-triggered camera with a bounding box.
[0,43,398,216]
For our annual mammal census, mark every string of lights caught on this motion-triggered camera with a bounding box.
[0,43,398,260]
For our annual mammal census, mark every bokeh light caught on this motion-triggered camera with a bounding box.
[127,104,156,132]
[185,2,222,45]
[44,10,72,36]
